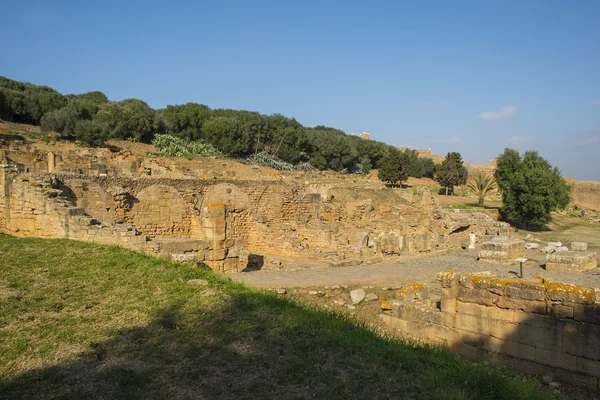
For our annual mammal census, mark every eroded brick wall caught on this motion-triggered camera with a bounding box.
[382,273,600,391]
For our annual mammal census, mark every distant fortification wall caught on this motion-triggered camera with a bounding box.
[566,179,600,211]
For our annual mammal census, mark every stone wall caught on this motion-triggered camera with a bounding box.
[566,179,600,211]
[1,142,515,272]
[0,169,147,250]
[0,169,240,271]
[381,272,600,391]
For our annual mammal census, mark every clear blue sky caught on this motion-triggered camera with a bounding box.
[2,0,599,179]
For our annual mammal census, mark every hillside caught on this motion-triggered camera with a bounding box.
[0,235,555,400]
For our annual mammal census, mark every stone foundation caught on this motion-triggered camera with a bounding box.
[381,272,600,392]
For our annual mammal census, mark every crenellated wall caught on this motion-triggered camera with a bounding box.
[381,272,600,392]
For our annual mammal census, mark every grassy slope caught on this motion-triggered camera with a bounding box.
[0,235,555,400]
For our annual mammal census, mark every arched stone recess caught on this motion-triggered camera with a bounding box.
[200,183,249,212]
[199,183,250,241]
[130,185,195,238]
[62,179,118,225]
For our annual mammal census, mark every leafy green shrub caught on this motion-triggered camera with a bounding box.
[152,134,222,158]
[495,149,572,228]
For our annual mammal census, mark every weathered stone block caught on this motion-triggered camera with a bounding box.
[396,283,429,301]
[551,304,574,319]
[171,253,197,262]
[578,357,600,378]
[505,281,545,301]
[573,304,600,324]
[546,283,596,304]
[496,296,547,314]
[441,287,458,313]
[519,325,562,351]
[478,239,525,262]
[563,326,600,361]
[535,347,577,370]
[546,252,597,272]
[483,336,535,361]
[458,286,495,306]
[571,242,588,251]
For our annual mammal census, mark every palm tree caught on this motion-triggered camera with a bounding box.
[467,174,497,206]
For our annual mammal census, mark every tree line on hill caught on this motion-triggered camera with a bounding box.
[0,76,571,227]
[0,76,399,172]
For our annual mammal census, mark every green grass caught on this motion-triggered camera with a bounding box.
[449,203,486,210]
[0,235,556,399]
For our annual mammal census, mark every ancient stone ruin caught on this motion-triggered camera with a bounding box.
[381,272,600,392]
[0,141,511,272]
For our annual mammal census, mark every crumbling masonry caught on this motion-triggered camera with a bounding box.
[0,142,511,272]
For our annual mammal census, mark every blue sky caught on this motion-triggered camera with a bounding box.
[2,0,599,179]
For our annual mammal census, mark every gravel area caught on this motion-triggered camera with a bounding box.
[230,249,600,289]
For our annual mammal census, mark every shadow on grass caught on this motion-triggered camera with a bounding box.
[0,286,550,400]
[0,235,551,400]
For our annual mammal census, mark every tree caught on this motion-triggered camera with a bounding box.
[75,119,107,147]
[494,149,571,228]
[410,157,436,178]
[435,152,468,195]
[202,116,250,157]
[467,174,497,206]
[163,103,213,141]
[378,149,411,187]
[494,148,520,191]
[93,99,156,142]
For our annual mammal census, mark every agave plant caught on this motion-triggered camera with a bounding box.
[467,173,497,206]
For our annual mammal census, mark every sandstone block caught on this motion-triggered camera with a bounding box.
[496,296,547,314]
[458,286,495,306]
[546,283,595,305]
[571,242,588,251]
[535,347,577,370]
[478,239,525,262]
[573,304,600,324]
[519,325,562,351]
[546,252,597,272]
[171,253,197,262]
[525,242,539,250]
[577,357,600,378]
[441,287,458,313]
[568,324,600,360]
[551,304,575,319]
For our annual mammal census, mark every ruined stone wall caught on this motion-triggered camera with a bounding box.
[1,141,515,270]
[13,173,509,264]
[0,170,241,272]
[0,170,147,250]
[382,272,600,392]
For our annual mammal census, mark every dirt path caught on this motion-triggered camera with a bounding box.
[230,250,600,289]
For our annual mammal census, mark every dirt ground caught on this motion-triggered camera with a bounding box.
[231,212,600,328]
